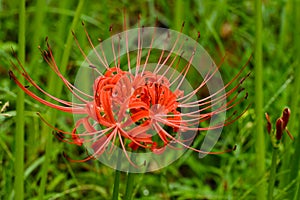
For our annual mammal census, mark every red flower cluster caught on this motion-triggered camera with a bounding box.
[9,21,249,167]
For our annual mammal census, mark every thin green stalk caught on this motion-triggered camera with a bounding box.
[28,0,46,71]
[174,0,183,30]
[112,148,122,200]
[38,1,85,199]
[124,172,135,200]
[268,148,278,200]
[279,0,295,191]
[37,0,71,198]
[112,170,121,200]
[14,0,25,199]
[123,153,136,200]
[27,0,46,163]
[254,0,266,200]
[296,179,300,200]
[288,0,300,199]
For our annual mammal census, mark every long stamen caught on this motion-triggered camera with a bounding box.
[141,26,156,75]
[41,42,94,102]
[81,21,109,71]
[123,10,131,73]
[154,122,235,154]
[9,70,86,114]
[135,14,143,78]
[109,26,119,69]
[154,22,185,75]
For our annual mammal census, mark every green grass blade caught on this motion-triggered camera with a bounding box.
[254,0,266,199]
[14,0,26,199]
[38,1,85,199]
[288,0,300,198]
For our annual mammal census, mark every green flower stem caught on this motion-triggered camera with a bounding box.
[124,172,135,200]
[268,147,278,200]
[279,0,296,191]
[254,0,266,200]
[38,1,85,199]
[27,0,46,162]
[112,149,122,200]
[289,0,300,198]
[14,0,25,199]
[174,0,183,30]
[28,0,46,69]
[112,170,121,200]
[296,176,300,200]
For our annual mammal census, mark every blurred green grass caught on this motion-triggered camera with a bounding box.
[0,0,298,199]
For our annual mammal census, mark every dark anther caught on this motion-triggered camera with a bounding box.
[233,145,237,151]
[232,110,237,116]
[8,70,14,80]
[238,87,245,93]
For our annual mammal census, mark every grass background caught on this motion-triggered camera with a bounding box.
[0,0,299,199]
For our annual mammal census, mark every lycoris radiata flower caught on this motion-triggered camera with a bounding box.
[9,16,250,172]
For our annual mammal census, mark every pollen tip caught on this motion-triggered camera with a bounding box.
[238,87,245,93]
[62,152,69,159]
[244,92,248,99]
[246,71,251,77]
[197,31,201,39]
[109,25,113,32]
[45,36,48,42]
[81,21,85,26]
[233,145,237,151]
[182,21,185,27]
[8,70,15,80]
[11,47,16,55]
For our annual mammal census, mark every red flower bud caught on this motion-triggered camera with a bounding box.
[275,118,284,140]
[281,108,290,129]
[265,113,272,134]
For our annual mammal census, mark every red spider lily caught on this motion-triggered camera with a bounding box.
[9,19,249,168]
